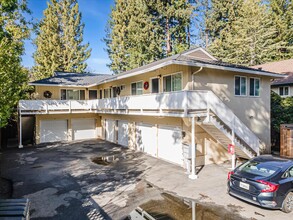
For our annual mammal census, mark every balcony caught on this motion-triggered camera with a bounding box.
[19,90,209,116]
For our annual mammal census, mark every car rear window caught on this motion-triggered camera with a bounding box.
[238,161,280,177]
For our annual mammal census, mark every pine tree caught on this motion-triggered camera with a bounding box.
[106,0,194,74]
[268,0,293,60]
[0,0,29,127]
[33,0,91,79]
[208,0,282,66]
[205,0,243,47]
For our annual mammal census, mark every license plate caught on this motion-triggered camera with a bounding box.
[239,182,250,190]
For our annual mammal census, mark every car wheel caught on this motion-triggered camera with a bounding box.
[282,192,293,213]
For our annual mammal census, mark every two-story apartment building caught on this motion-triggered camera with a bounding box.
[19,48,284,177]
[253,59,293,97]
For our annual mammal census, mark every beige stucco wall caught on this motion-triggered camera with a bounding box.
[192,67,271,152]
[35,113,101,144]
[34,85,99,100]
[97,64,192,97]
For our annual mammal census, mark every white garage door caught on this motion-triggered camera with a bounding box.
[158,126,183,165]
[136,123,156,157]
[72,119,96,140]
[118,120,128,147]
[40,120,68,143]
[105,119,115,142]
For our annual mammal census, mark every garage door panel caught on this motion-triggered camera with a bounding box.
[72,119,96,140]
[40,120,68,143]
[118,120,128,147]
[136,123,156,157]
[158,126,183,165]
[105,119,115,142]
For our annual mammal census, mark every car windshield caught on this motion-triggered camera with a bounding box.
[238,160,280,177]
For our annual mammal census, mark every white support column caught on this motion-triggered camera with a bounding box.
[189,116,198,179]
[19,112,23,148]
[192,200,196,220]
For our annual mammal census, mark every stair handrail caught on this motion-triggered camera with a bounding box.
[206,91,260,155]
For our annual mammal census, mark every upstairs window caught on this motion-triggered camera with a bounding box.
[61,89,85,100]
[131,81,143,95]
[163,72,182,92]
[235,76,247,96]
[249,78,260,97]
[89,90,98,100]
[279,86,289,97]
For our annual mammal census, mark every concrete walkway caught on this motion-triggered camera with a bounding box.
[0,140,291,220]
[144,155,292,220]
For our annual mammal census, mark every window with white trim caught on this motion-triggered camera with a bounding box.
[235,76,247,96]
[61,89,85,100]
[131,81,143,95]
[249,78,260,97]
[163,72,182,92]
[279,86,289,97]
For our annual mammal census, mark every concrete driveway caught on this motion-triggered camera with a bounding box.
[0,139,292,220]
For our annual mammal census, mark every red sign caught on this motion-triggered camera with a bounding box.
[228,144,235,155]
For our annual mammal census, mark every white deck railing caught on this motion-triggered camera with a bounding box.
[19,90,209,114]
[19,90,260,154]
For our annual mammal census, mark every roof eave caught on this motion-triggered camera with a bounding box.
[29,82,99,87]
[172,60,286,78]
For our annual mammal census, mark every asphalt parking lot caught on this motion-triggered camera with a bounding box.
[0,139,292,220]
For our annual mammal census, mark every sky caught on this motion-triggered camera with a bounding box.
[22,0,115,74]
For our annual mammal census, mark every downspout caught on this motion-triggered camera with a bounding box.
[191,67,203,90]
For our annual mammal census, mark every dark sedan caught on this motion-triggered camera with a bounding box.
[227,155,293,213]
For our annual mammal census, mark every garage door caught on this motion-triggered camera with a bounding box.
[158,126,183,165]
[105,119,115,142]
[136,123,156,157]
[40,120,68,143]
[118,120,128,147]
[72,119,96,140]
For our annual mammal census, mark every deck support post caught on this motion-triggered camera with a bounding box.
[189,116,198,180]
[19,112,23,148]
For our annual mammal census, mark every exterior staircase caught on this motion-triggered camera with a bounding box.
[198,92,261,159]
[200,115,257,159]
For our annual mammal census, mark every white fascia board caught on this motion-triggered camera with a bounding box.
[183,48,218,61]
[172,61,286,78]
[99,60,174,84]
[29,83,98,87]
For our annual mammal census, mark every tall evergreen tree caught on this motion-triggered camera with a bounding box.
[205,0,243,47]
[0,0,29,127]
[33,0,91,79]
[208,0,282,66]
[106,0,194,74]
[268,0,293,60]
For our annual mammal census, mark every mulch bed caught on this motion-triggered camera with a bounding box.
[0,177,12,199]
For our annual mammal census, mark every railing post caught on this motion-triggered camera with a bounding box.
[46,103,48,114]
[184,91,188,116]
[69,101,71,113]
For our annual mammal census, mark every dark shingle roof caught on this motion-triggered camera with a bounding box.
[175,55,279,75]
[31,72,112,87]
[272,72,293,86]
